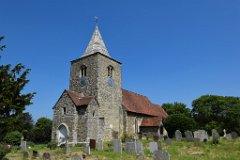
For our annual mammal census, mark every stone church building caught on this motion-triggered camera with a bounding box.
[51,25,167,145]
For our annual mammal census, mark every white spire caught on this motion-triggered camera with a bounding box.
[82,25,110,57]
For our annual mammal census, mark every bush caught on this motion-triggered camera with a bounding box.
[164,114,197,138]
[0,146,10,160]
[3,131,22,145]
[121,133,135,142]
[47,142,57,150]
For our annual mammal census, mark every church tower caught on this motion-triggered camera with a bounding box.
[69,25,123,139]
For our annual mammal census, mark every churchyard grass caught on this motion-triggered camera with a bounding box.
[5,138,240,160]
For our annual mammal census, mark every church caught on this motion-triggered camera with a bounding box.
[51,25,167,145]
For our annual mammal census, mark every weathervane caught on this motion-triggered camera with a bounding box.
[94,16,98,25]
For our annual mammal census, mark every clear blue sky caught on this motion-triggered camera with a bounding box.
[1,0,240,121]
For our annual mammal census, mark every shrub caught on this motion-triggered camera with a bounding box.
[164,114,197,138]
[47,142,57,150]
[0,146,11,160]
[3,131,22,145]
[121,133,135,142]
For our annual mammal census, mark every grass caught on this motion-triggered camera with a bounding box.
[5,138,240,160]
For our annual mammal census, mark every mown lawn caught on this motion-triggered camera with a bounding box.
[5,138,240,160]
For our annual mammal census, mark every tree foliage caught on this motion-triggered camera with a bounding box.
[192,95,240,134]
[162,102,191,117]
[31,117,52,143]
[164,114,197,138]
[0,36,35,140]
[3,131,22,145]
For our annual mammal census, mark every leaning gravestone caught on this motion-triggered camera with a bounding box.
[175,130,182,141]
[136,141,144,155]
[97,139,103,151]
[226,133,232,140]
[153,150,170,160]
[165,138,172,145]
[231,132,238,139]
[84,144,90,155]
[212,129,220,144]
[21,141,27,152]
[184,131,194,141]
[149,142,158,153]
[113,139,122,153]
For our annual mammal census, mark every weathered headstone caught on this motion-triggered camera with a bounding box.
[136,152,145,160]
[23,151,29,158]
[184,131,194,141]
[194,130,208,142]
[20,141,27,152]
[64,141,70,154]
[153,150,170,160]
[175,130,182,141]
[42,152,51,160]
[157,141,162,151]
[212,129,220,144]
[136,141,143,155]
[165,138,172,145]
[84,144,90,155]
[231,132,238,139]
[149,142,158,153]
[226,133,232,140]
[71,155,83,160]
[113,139,122,153]
[125,141,137,154]
[97,139,103,151]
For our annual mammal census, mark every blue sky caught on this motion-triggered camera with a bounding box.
[1,0,240,121]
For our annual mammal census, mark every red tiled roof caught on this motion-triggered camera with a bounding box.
[65,90,94,107]
[122,89,167,118]
[141,117,162,127]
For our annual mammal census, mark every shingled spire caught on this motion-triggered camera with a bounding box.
[82,25,110,57]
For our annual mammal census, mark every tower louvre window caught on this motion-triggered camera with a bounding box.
[107,65,114,78]
[80,65,87,77]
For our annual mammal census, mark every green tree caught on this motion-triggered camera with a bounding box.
[192,95,240,134]
[31,117,52,143]
[164,114,197,138]
[0,36,6,52]
[3,131,22,145]
[162,102,191,117]
[0,36,35,140]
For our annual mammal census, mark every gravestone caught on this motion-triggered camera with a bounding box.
[64,141,70,154]
[153,150,170,160]
[97,139,103,151]
[157,141,162,151]
[23,151,29,158]
[89,139,96,149]
[125,141,137,154]
[184,131,194,141]
[165,138,172,145]
[84,144,90,155]
[71,155,83,160]
[136,141,144,155]
[212,129,220,143]
[20,141,27,152]
[136,152,145,160]
[32,150,40,158]
[194,130,208,142]
[175,130,182,141]
[226,133,232,140]
[149,142,158,153]
[231,132,238,139]
[113,139,122,153]
[42,152,51,160]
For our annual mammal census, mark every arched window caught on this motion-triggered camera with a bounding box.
[107,65,113,78]
[80,65,87,77]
